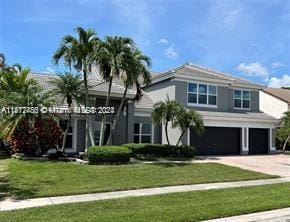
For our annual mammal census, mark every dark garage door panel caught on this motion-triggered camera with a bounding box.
[249,128,269,155]
[190,127,241,155]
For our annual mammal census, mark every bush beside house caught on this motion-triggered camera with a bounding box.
[87,146,132,164]
[122,143,196,158]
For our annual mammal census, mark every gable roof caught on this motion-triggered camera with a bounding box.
[149,63,264,89]
[263,87,290,104]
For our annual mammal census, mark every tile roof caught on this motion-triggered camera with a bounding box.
[134,91,155,109]
[28,72,136,96]
[151,63,264,88]
[263,87,290,104]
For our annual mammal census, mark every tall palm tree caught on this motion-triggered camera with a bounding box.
[173,107,204,146]
[151,97,181,145]
[106,49,151,145]
[49,72,84,152]
[95,36,135,146]
[52,27,99,148]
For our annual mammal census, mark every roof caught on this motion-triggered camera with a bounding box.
[199,110,278,122]
[150,63,264,89]
[263,87,290,104]
[134,90,155,109]
[28,72,136,98]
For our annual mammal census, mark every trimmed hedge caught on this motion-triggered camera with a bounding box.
[87,146,132,164]
[122,143,196,158]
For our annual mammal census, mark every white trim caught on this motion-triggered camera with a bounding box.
[134,123,152,144]
[233,88,251,110]
[187,82,218,108]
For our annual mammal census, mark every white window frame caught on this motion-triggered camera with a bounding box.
[187,82,218,108]
[233,89,251,110]
[134,123,152,143]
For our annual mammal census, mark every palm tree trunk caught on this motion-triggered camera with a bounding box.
[282,135,290,152]
[106,85,128,145]
[83,67,95,149]
[99,77,113,146]
[165,121,170,145]
[176,129,186,146]
[61,103,73,153]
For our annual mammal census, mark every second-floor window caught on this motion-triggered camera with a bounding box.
[234,89,250,109]
[188,83,217,106]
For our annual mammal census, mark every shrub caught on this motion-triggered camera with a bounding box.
[122,144,196,158]
[87,146,132,164]
[7,118,63,156]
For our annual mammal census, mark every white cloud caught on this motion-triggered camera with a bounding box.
[237,62,269,77]
[157,38,169,44]
[164,44,178,59]
[45,66,55,74]
[223,8,242,27]
[271,62,284,69]
[268,74,290,88]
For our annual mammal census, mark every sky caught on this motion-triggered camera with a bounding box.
[1,0,290,88]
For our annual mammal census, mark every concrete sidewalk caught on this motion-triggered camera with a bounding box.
[1,177,290,211]
[203,207,290,222]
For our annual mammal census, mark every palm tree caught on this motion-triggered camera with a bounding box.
[151,97,181,145]
[52,27,99,148]
[173,107,204,146]
[95,36,135,146]
[0,68,54,140]
[49,72,84,152]
[277,111,290,152]
[106,48,151,145]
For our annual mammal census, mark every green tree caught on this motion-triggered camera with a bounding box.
[52,27,99,148]
[151,97,181,145]
[173,107,204,146]
[0,67,54,140]
[277,111,290,152]
[95,36,135,146]
[106,48,151,145]
[49,72,84,152]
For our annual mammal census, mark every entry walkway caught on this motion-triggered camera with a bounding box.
[203,207,290,222]
[1,177,290,211]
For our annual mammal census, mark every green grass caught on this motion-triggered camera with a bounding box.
[0,182,289,222]
[7,159,276,199]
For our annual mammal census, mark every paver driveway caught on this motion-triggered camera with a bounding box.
[198,154,290,177]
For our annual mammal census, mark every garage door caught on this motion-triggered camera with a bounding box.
[249,128,269,154]
[190,127,241,155]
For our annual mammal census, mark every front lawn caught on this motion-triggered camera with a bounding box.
[7,159,276,199]
[0,182,289,222]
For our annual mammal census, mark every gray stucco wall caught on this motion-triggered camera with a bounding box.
[174,80,260,112]
[143,79,173,92]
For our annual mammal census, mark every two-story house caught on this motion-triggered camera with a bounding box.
[141,63,278,155]
[30,62,279,155]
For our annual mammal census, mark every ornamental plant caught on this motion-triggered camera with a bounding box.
[8,118,63,156]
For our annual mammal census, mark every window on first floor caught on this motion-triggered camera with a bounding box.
[134,123,152,143]
[59,120,74,149]
[234,89,250,109]
[188,82,217,106]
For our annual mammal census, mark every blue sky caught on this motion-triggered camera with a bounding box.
[1,0,290,87]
